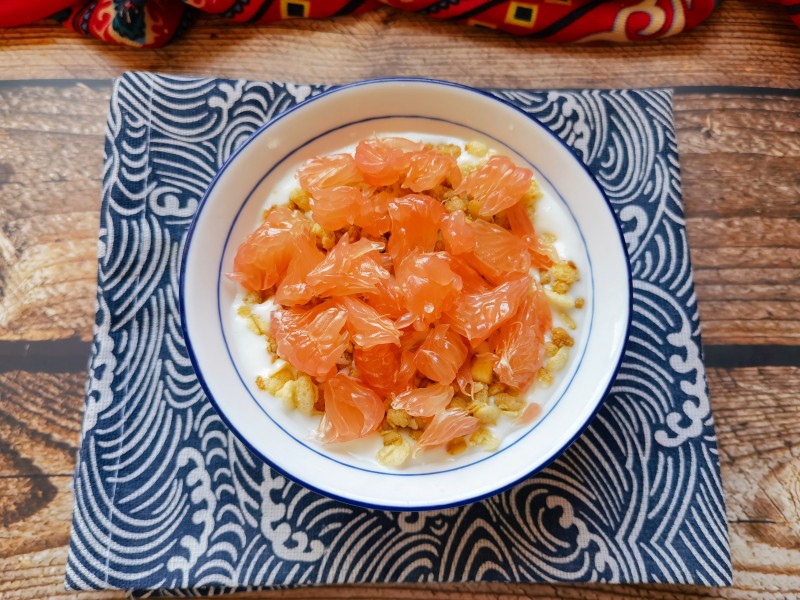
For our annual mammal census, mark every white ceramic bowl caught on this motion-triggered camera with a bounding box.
[181,78,631,511]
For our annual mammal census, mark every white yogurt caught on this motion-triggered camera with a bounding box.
[229,134,589,471]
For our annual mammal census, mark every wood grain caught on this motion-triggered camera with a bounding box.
[2,85,799,346]
[0,83,108,342]
[1,1,799,597]
[0,0,798,88]
[1,366,798,599]
[677,93,800,346]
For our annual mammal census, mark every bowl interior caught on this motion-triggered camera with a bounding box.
[182,79,631,510]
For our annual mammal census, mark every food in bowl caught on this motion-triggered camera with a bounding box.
[227,135,584,468]
[182,78,630,509]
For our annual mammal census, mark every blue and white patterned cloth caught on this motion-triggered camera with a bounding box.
[66,72,731,594]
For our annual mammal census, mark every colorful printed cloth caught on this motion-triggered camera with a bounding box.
[1,0,798,48]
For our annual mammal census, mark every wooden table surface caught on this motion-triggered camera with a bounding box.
[1,1,799,598]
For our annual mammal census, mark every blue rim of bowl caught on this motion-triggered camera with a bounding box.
[179,77,634,512]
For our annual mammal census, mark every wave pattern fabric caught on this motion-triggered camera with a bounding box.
[66,72,731,594]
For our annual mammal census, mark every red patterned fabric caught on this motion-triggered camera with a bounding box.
[0,0,797,48]
[0,0,73,27]
[381,0,717,41]
[768,0,800,27]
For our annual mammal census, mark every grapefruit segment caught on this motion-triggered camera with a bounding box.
[392,383,454,417]
[297,153,362,191]
[229,206,304,292]
[386,194,446,262]
[444,256,491,294]
[354,137,424,187]
[403,150,462,192]
[400,328,429,352]
[337,296,401,349]
[444,274,531,346]
[504,201,555,269]
[395,349,418,394]
[310,185,367,232]
[494,281,552,391]
[363,275,407,320]
[470,219,531,283]
[414,324,469,384]
[440,211,475,255]
[354,344,416,397]
[417,409,481,450]
[455,360,475,397]
[457,155,532,218]
[270,302,349,380]
[274,225,326,305]
[306,233,390,297]
[356,187,394,236]
[395,252,462,327]
[353,343,400,397]
[317,374,385,443]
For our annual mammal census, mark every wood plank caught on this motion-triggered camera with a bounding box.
[0,366,798,598]
[2,85,798,346]
[676,94,800,218]
[0,83,108,341]
[0,0,798,88]
[0,1,798,597]
[675,92,800,345]
[0,371,83,561]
